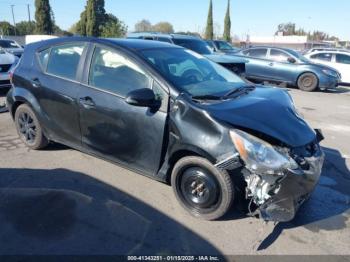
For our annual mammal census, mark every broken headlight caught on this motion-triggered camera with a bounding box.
[230,130,298,174]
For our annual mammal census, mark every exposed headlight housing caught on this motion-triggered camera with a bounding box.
[230,130,298,175]
[322,69,339,78]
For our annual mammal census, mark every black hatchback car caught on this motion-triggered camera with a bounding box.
[7,38,325,222]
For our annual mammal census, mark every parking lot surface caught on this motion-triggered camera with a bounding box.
[0,86,349,255]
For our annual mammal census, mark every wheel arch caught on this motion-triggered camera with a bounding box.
[163,146,217,183]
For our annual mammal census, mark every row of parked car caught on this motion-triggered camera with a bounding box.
[128,32,349,91]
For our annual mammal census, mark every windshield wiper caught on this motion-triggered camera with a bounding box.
[191,94,222,101]
[223,85,255,99]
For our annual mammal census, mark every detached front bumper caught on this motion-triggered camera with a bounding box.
[245,138,325,222]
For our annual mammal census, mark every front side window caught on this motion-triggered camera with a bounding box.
[141,48,245,97]
[46,43,85,80]
[243,48,268,59]
[310,53,332,62]
[89,46,151,97]
[270,49,292,62]
[336,54,350,64]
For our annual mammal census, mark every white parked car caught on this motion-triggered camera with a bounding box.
[0,47,18,89]
[305,51,350,84]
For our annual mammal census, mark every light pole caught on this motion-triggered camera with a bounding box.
[11,4,17,36]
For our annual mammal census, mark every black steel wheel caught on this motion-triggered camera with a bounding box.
[171,156,234,220]
[297,73,318,92]
[15,104,48,150]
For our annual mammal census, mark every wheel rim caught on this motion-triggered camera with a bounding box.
[179,167,220,211]
[18,112,36,144]
[301,75,315,88]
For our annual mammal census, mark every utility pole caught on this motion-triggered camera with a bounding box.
[27,4,31,22]
[11,5,17,36]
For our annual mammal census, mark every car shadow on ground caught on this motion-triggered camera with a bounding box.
[0,168,221,255]
[257,146,350,251]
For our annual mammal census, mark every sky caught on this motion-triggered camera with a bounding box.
[0,0,349,40]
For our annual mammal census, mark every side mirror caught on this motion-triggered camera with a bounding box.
[125,88,157,108]
[287,57,297,64]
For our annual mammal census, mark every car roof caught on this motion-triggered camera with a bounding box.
[243,46,294,52]
[27,37,179,52]
[308,50,350,56]
[128,32,200,40]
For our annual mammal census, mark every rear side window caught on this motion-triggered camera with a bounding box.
[89,46,151,97]
[46,43,85,80]
[38,48,51,70]
[243,48,267,58]
[336,54,350,64]
[310,53,332,62]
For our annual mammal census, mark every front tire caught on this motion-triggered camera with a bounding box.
[297,73,318,92]
[171,156,234,220]
[15,104,48,150]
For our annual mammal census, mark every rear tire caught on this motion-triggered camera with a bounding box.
[171,156,234,220]
[297,73,318,92]
[15,104,48,150]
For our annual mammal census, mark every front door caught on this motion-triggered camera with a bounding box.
[78,45,168,176]
[267,48,297,83]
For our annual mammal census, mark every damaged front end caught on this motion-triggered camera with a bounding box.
[230,129,325,222]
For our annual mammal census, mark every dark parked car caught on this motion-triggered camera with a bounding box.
[7,38,325,222]
[206,40,240,54]
[127,33,247,76]
[235,46,340,91]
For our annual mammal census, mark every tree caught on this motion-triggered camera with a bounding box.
[15,21,36,35]
[0,21,16,35]
[35,0,54,34]
[100,14,127,37]
[134,19,152,32]
[73,0,126,37]
[204,0,214,40]
[223,0,231,42]
[152,22,174,33]
[85,0,106,37]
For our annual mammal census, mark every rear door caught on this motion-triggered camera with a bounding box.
[78,44,168,176]
[242,48,271,79]
[335,53,350,83]
[34,42,87,146]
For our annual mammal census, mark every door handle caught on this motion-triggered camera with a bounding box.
[79,97,96,108]
[31,78,41,88]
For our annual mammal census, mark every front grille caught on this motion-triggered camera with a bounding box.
[0,64,12,73]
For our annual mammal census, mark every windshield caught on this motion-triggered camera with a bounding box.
[172,39,213,55]
[215,41,234,50]
[0,40,21,49]
[141,48,246,97]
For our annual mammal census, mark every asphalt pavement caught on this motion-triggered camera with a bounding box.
[0,86,349,255]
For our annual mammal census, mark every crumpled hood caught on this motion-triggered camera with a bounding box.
[205,86,316,147]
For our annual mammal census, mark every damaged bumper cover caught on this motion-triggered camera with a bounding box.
[252,149,324,222]
[228,128,325,222]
